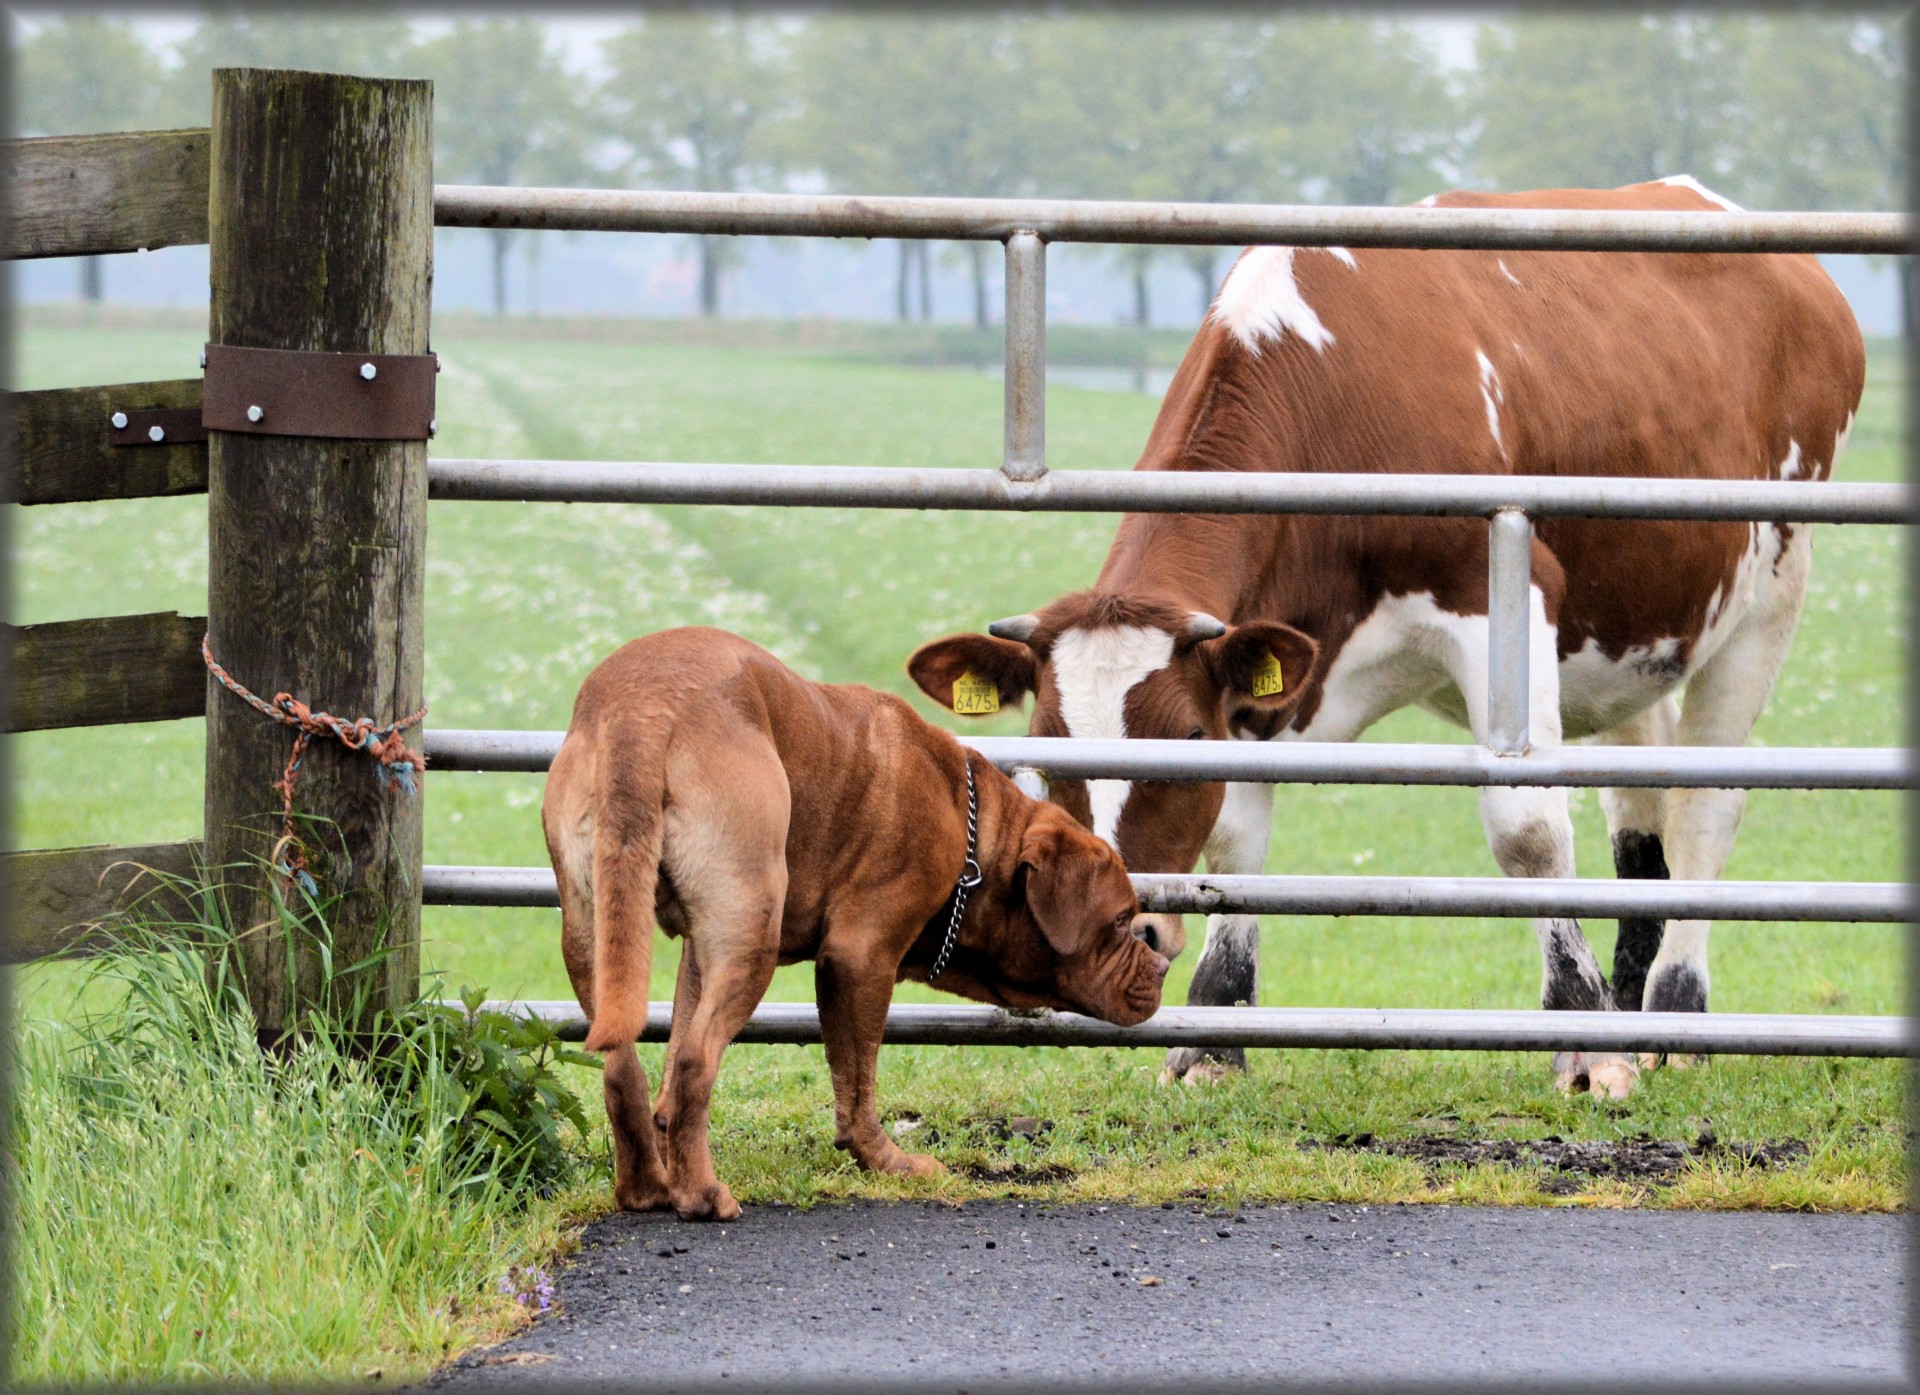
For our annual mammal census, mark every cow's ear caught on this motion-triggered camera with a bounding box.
[907,634,1038,716]
[1203,621,1319,719]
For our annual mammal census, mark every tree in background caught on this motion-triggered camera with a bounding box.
[1729,15,1904,211]
[418,20,590,317]
[1733,14,1908,331]
[1247,18,1458,206]
[17,16,166,300]
[1468,15,1748,192]
[786,15,1030,328]
[161,14,424,124]
[600,12,793,318]
[1023,17,1264,327]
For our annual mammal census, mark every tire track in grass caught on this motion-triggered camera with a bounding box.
[432,354,820,718]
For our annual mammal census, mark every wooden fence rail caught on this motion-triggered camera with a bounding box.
[5,130,210,260]
[12,379,208,504]
[6,612,207,731]
[3,840,201,963]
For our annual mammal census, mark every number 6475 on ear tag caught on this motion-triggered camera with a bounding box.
[1251,651,1285,698]
[952,671,1001,715]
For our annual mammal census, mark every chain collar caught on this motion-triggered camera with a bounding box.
[927,757,983,982]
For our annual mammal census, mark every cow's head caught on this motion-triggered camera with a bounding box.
[908,592,1320,959]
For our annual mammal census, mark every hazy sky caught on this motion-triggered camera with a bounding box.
[11,10,1489,77]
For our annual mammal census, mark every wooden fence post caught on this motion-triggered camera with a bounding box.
[203,68,431,1039]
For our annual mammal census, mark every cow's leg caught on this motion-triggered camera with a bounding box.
[1441,588,1636,1099]
[1644,525,1812,1065]
[1591,695,1679,1023]
[1161,779,1276,1085]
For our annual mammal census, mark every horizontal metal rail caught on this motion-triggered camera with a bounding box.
[460,999,1914,1057]
[426,460,1914,525]
[433,185,1914,255]
[420,728,1910,791]
[420,865,1909,923]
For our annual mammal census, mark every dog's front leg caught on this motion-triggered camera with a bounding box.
[815,942,945,1177]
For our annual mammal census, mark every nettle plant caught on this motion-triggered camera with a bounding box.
[69,852,601,1198]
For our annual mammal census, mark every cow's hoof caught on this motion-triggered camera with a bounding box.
[1551,1050,1589,1093]
[1159,1046,1244,1085]
[892,1151,946,1178]
[1552,1051,1638,1098]
[1586,1054,1640,1100]
[672,1181,740,1222]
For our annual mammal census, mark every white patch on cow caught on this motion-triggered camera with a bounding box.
[1049,624,1176,848]
[1778,439,1804,480]
[1498,259,1524,289]
[1211,245,1356,355]
[1414,193,1438,207]
[1655,174,1744,212]
[1559,636,1688,738]
[1202,767,1276,876]
[1476,349,1507,459]
[1691,521,1779,683]
[1831,411,1855,471]
[1282,593,1458,744]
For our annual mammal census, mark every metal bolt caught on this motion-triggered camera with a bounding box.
[428,417,436,438]
[110,411,129,429]
[247,404,264,423]
[360,362,377,381]
[148,425,165,443]
[199,350,207,369]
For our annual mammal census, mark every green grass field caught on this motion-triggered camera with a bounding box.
[11,304,1908,1217]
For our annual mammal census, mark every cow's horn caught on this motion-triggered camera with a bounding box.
[1186,612,1228,641]
[988,614,1040,643]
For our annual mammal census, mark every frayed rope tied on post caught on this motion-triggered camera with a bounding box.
[202,634,427,896]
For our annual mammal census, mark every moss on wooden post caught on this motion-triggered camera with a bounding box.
[203,69,432,1040]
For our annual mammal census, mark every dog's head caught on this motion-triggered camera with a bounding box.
[942,800,1168,1027]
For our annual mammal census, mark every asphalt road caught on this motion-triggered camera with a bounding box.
[429,1199,1909,1388]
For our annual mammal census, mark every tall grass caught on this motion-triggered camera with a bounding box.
[7,876,600,1385]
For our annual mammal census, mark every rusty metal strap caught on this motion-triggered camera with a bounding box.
[201,344,438,441]
[108,407,208,447]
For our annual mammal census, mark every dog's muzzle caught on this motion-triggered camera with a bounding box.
[1130,912,1187,960]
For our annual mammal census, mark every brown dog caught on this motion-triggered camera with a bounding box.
[542,627,1169,1221]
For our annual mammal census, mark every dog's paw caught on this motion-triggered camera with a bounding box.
[672,1181,740,1222]
[614,1182,673,1212]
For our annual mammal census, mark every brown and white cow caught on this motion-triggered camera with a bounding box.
[909,179,1865,1099]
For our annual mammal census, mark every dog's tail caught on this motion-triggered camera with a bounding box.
[580,724,668,1053]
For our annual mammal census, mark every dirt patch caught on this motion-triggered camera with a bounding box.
[1305,1130,1810,1193]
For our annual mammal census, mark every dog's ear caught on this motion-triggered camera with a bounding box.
[1018,808,1136,957]
[908,634,1037,716]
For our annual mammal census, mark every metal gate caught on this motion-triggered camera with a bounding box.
[419,186,1911,1056]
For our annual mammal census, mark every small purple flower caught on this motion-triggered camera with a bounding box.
[499,1264,555,1312]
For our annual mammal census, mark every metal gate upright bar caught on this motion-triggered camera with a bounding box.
[1487,508,1535,756]
[1003,230,1047,481]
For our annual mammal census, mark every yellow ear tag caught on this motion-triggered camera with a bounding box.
[952,671,1001,715]
[1250,650,1286,698]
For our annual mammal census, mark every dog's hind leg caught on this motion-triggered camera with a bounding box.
[652,946,702,1137]
[655,736,790,1221]
[546,745,669,1211]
